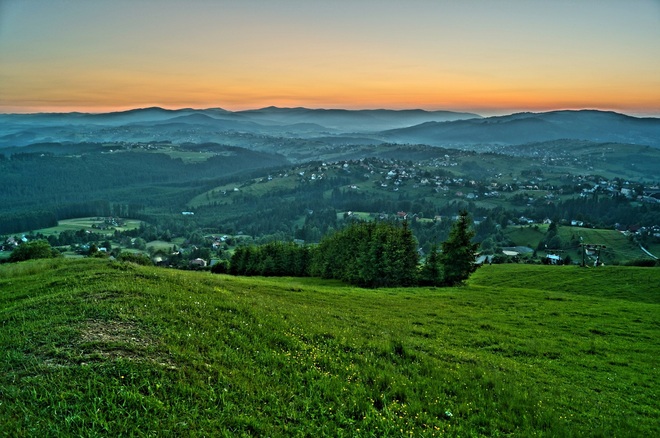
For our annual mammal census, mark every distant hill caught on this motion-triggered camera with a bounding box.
[2,107,659,150]
[381,110,660,148]
[235,106,481,131]
[0,106,480,147]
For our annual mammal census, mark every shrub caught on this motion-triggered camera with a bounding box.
[116,252,153,266]
[9,240,60,262]
[211,260,229,274]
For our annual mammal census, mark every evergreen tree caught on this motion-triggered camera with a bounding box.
[311,221,419,287]
[439,210,479,286]
[382,221,419,287]
[537,220,562,250]
[229,246,247,275]
[419,244,442,286]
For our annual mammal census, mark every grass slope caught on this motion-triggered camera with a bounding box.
[505,225,652,263]
[1,259,658,436]
[21,217,143,237]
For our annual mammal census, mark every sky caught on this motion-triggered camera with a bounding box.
[0,0,659,115]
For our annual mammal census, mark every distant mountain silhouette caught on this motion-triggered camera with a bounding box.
[1,107,658,149]
[236,107,481,131]
[381,110,660,147]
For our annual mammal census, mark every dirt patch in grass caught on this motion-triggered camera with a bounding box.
[77,319,176,369]
[80,319,150,346]
[38,319,176,370]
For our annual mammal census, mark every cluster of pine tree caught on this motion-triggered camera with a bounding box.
[310,221,419,287]
[228,241,311,277]
[224,211,479,288]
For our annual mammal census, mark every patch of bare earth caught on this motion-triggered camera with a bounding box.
[78,319,177,369]
[42,319,176,369]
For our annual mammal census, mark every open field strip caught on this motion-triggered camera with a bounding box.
[9,217,143,237]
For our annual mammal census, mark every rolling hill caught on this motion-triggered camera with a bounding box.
[234,106,481,131]
[381,110,660,148]
[1,258,657,436]
[0,107,480,148]
[2,107,658,154]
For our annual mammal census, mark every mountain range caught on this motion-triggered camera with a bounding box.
[382,110,660,147]
[1,107,659,150]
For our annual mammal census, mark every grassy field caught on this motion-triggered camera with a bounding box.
[189,176,300,208]
[146,240,178,253]
[157,148,218,163]
[14,217,143,237]
[0,259,658,436]
[504,225,653,263]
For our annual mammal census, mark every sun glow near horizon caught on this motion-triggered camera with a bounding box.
[1,0,658,116]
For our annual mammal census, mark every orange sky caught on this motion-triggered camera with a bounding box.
[1,0,659,116]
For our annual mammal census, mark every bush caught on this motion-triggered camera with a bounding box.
[211,260,229,274]
[116,252,153,266]
[9,240,60,262]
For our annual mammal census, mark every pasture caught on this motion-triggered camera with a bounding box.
[15,217,142,237]
[0,259,657,436]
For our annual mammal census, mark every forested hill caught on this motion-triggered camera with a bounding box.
[0,146,288,233]
[381,110,660,148]
[0,107,480,148]
[2,107,659,150]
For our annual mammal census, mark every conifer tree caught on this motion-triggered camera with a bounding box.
[419,244,442,286]
[439,210,479,286]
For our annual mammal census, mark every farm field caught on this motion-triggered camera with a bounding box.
[504,224,653,263]
[0,259,657,436]
[189,176,300,208]
[146,239,184,253]
[17,217,143,237]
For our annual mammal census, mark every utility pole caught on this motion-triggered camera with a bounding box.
[580,243,606,267]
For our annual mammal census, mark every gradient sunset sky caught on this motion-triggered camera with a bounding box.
[1,0,659,115]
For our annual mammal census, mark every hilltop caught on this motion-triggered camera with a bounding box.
[1,258,658,436]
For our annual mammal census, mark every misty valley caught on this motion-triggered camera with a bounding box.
[1,107,659,269]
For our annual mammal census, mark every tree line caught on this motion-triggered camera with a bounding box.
[220,211,479,288]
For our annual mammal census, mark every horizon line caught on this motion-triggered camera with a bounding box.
[1,105,659,119]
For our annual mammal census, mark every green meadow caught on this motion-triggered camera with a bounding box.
[504,225,654,263]
[0,259,658,436]
[22,217,143,237]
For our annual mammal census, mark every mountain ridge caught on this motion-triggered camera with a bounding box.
[1,107,658,149]
[381,109,660,147]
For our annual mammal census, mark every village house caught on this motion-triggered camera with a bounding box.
[190,258,207,268]
[546,254,562,265]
